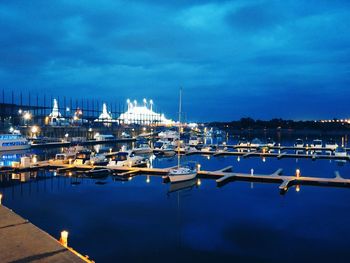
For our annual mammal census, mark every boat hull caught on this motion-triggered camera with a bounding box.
[169,172,197,183]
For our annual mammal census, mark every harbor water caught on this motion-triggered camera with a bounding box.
[1,137,350,262]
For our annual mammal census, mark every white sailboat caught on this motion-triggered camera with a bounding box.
[168,88,197,183]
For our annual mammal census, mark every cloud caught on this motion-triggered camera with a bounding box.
[0,0,349,121]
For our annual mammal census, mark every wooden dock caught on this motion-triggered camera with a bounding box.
[2,161,350,195]
[0,205,90,263]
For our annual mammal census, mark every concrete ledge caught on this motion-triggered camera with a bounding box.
[0,206,85,263]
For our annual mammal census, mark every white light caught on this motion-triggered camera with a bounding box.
[64,133,69,138]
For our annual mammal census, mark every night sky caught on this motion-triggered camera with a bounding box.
[0,0,349,121]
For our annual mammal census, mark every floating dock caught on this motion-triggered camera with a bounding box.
[2,161,350,195]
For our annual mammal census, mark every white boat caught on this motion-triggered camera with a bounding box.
[0,134,30,152]
[168,88,197,183]
[311,139,323,153]
[107,148,145,167]
[169,166,197,183]
[325,139,338,151]
[250,138,263,148]
[133,142,152,154]
[94,134,115,141]
[201,145,215,152]
[158,130,179,141]
[334,147,347,157]
[189,136,201,147]
[266,138,275,147]
[294,138,304,148]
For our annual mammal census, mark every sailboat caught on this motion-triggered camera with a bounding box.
[168,88,197,183]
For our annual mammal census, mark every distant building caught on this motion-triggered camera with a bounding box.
[48,99,68,126]
[118,99,173,125]
[94,103,116,124]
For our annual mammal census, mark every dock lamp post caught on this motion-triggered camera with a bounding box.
[60,230,69,247]
[23,112,32,127]
[0,193,2,205]
[31,126,39,138]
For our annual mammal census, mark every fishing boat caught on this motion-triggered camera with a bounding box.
[168,88,197,183]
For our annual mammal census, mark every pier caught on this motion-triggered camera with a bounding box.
[2,160,350,195]
[0,205,89,263]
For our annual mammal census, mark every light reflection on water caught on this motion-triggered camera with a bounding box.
[1,138,350,262]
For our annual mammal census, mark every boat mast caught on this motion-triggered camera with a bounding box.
[178,88,182,168]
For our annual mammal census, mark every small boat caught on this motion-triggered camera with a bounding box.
[201,145,215,152]
[89,153,108,165]
[50,152,76,165]
[325,139,338,151]
[121,132,131,138]
[311,139,323,153]
[334,146,347,157]
[250,138,262,148]
[83,167,111,178]
[294,138,304,148]
[266,138,275,147]
[155,143,176,157]
[238,138,249,147]
[189,136,201,147]
[169,166,197,183]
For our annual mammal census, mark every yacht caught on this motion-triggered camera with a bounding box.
[237,138,249,152]
[94,134,115,141]
[168,88,197,183]
[0,133,30,152]
[107,148,145,167]
[325,139,338,151]
[158,130,179,141]
[189,136,201,147]
[133,142,152,154]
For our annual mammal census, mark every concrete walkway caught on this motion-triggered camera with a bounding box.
[0,205,86,263]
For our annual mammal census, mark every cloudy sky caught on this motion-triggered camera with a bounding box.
[0,0,349,121]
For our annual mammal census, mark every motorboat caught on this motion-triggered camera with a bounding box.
[0,133,30,151]
[121,132,131,138]
[89,153,108,165]
[50,152,76,165]
[325,139,338,151]
[294,138,304,148]
[266,138,275,147]
[94,133,115,141]
[133,142,152,154]
[334,147,347,158]
[201,145,215,152]
[237,138,249,152]
[311,139,323,153]
[189,136,201,147]
[158,130,179,141]
[250,138,263,148]
[107,149,145,167]
[154,143,176,156]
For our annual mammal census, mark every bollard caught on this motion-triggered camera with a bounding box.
[250,169,254,176]
[296,169,301,177]
[197,164,201,171]
[60,230,69,247]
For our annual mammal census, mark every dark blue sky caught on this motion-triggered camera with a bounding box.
[0,0,349,121]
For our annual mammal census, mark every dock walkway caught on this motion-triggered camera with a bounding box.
[0,205,87,263]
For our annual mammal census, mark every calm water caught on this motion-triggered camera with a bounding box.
[1,137,350,262]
